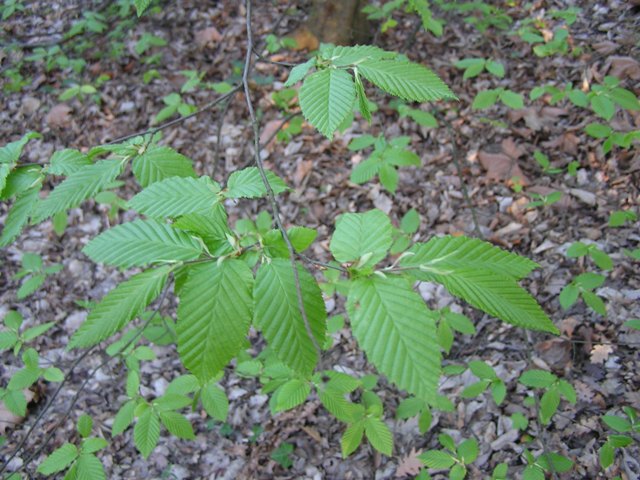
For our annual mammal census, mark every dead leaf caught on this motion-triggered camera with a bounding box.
[292,27,319,51]
[46,104,72,128]
[396,448,423,477]
[606,56,640,80]
[590,344,613,364]
[259,119,283,151]
[478,150,529,185]
[592,41,619,55]
[560,317,579,337]
[501,138,524,159]
[294,159,313,186]
[535,338,572,373]
[194,27,222,48]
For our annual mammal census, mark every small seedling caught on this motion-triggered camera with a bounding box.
[0,310,55,356]
[559,272,607,316]
[566,241,612,270]
[13,253,62,299]
[419,434,479,479]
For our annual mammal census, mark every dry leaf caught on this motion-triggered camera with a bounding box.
[46,104,72,128]
[535,338,572,373]
[590,344,614,364]
[592,41,619,55]
[294,159,313,185]
[501,138,524,159]
[478,150,529,184]
[292,27,319,51]
[396,448,423,477]
[606,56,640,80]
[194,27,222,48]
[259,119,283,152]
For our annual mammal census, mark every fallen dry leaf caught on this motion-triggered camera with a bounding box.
[194,27,222,48]
[396,448,423,477]
[606,56,640,80]
[535,338,572,373]
[592,40,619,55]
[590,344,614,364]
[292,27,319,51]
[294,159,313,186]
[45,104,72,128]
[478,150,529,185]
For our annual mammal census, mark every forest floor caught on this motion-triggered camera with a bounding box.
[1,0,639,479]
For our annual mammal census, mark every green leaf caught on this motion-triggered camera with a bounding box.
[364,416,393,456]
[77,414,93,438]
[559,284,579,309]
[132,146,195,187]
[582,290,606,316]
[379,163,399,193]
[519,369,557,388]
[8,367,41,390]
[457,438,479,464]
[159,411,195,439]
[341,420,365,458]
[177,260,253,382]
[23,321,55,341]
[0,184,41,246]
[201,383,228,421]
[499,90,524,109]
[1,166,42,200]
[589,248,612,270]
[274,379,311,412]
[599,442,615,469]
[299,68,355,138]
[225,167,288,199]
[585,123,612,138]
[461,380,490,398]
[2,389,27,416]
[624,319,640,330]
[491,380,507,405]
[37,443,78,475]
[358,60,456,102]
[134,407,160,458]
[330,210,392,268]
[402,236,537,280]
[602,415,631,433]
[48,149,91,176]
[485,60,505,78]
[288,226,317,253]
[350,156,381,184]
[128,176,220,218]
[17,274,46,299]
[348,134,377,151]
[69,266,170,349]
[396,397,424,419]
[81,438,108,454]
[591,95,615,120]
[134,0,152,17]
[112,400,136,436]
[32,159,122,223]
[472,90,499,109]
[538,452,573,473]
[76,453,107,480]
[173,205,233,256]
[284,58,315,87]
[0,331,18,350]
[468,360,497,380]
[354,72,372,122]
[419,450,456,469]
[347,275,441,402]
[254,259,326,377]
[83,219,202,269]
[610,87,640,110]
[384,148,420,167]
[325,45,396,67]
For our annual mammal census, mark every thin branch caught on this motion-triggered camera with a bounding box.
[252,47,296,67]
[242,0,321,357]
[6,282,171,476]
[0,347,95,476]
[105,85,241,145]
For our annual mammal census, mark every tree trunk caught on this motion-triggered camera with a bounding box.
[306,0,371,46]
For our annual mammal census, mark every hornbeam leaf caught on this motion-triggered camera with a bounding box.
[347,275,441,402]
[299,68,355,138]
[358,60,457,102]
[177,260,253,382]
[322,45,396,67]
[128,176,220,218]
[32,159,123,224]
[48,149,91,176]
[134,407,160,458]
[364,416,393,456]
[225,167,288,199]
[254,259,326,377]
[0,184,41,247]
[132,146,196,187]
[401,236,538,280]
[83,219,203,268]
[68,266,170,349]
[330,209,392,268]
